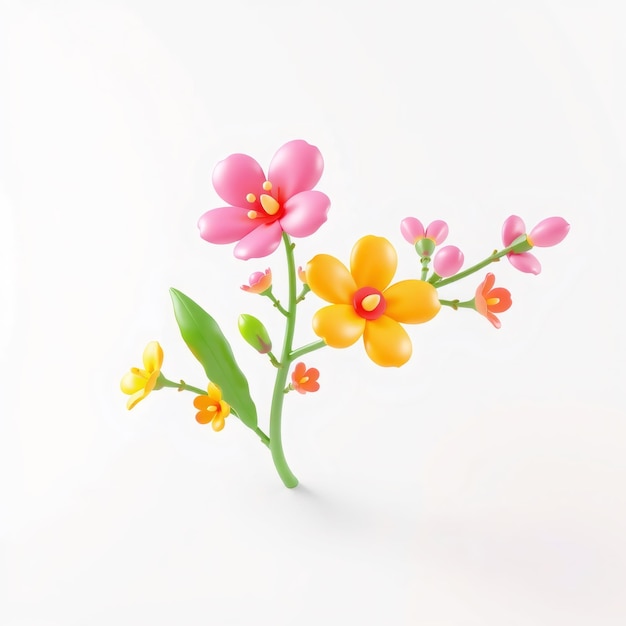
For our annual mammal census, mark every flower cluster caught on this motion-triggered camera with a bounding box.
[120,138,570,488]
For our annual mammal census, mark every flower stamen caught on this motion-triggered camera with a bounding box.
[246,193,256,203]
[361,294,381,312]
[260,194,280,216]
[262,180,273,191]
[247,210,258,219]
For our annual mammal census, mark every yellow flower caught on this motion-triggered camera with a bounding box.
[193,382,231,431]
[120,341,164,409]
[306,235,441,367]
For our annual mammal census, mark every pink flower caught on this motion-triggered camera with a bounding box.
[433,245,464,277]
[198,140,331,260]
[502,215,570,274]
[400,218,449,246]
[241,268,272,294]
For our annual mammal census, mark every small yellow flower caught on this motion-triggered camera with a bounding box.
[120,341,164,409]
[194,382,231,431]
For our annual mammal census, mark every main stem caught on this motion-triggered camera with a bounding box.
[268,233,299,488]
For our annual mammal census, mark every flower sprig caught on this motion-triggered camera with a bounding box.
[121,139,570,488]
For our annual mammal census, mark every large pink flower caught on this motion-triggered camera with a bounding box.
[198,140,331,260]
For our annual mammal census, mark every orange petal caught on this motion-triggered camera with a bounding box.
[194,395,210,410]
[350,236,397,290]
[196,410,213,425]
[306,254,356,304]
[312,304,365,348]
[383,280,441,324]
[363,316,412,367]
[142,341,163,373]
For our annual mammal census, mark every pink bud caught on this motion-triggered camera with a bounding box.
[400,217,424,244]
[433,245,464,277]
[425,220,449,245]
[529,217,570,247]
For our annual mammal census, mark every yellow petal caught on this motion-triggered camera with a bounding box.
[120,370,147,395]
[142,341,163,373]
[207,382,222,402]
[126,389,147,410]
[212,415,226,431]
[350,236,397,290]
[218,401,231,419]
[312,304,365,348]
[363,316,412,367]
[306,254,356,304]
[383,280,442,324]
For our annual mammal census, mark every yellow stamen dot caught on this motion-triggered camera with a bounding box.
[361,294,381,311]
[247,210,258,219]
[260,194,280,215]
[300,376,310,384]
[526,235,534,247]
[487,297,500,306]
[246,193,256,203]
[262,180,272,191]
[208,405,217,412]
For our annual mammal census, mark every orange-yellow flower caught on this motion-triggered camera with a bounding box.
[291,362,320,394]
[474,273,512,329]
[120,341,163,409]
[193,382,231,431]
[241,268,272,294]
[306,235,441,367]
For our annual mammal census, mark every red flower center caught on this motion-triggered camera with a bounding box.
[353,287,386,320]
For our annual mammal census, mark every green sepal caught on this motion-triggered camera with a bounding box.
[170,288,258,429]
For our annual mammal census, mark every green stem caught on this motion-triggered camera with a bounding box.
[266,292,288,316]
[296,284,310,303]
[290,340,326,361]
[254,427,270,447]
[267,351,281,368]
[268,233,299,488]
[433,241,522,288]
[439,299,475,310]
[420,256,431,281]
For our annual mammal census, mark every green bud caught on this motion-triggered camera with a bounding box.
[415,237,436,258]
[238,314,272,354]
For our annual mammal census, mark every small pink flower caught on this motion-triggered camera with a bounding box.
[241,268,272,294]
[502,215,570,274]
[400,218,449,246]
[198,140,331,260]
[433,245,464,277]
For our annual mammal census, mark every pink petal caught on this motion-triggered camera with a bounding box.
[529,217,570,247]
[212,153,265,207]
[502,215,526,246]
[433,245,464,277]
[198,207,263,244]
[400,217,424,244]
[279,191,330,238]
[234,221,283,260]
[425,220,449,245]
[268,140,324,201]
[508,252,541,275]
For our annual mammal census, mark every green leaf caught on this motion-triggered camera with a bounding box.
[170,288,258,429]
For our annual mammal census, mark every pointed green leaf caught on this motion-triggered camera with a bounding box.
[170,288,257,429]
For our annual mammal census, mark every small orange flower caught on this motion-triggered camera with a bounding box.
[291,362,320,394]
[193,382,231,431]
[241,268,272,294]
[475,273,512,329]
[297,266,308,284]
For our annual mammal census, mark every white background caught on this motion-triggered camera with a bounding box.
[1,1,625,624]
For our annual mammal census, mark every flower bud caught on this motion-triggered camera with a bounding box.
[433,245,464,277]
[238,314,272,354]
[241,268,272,294]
